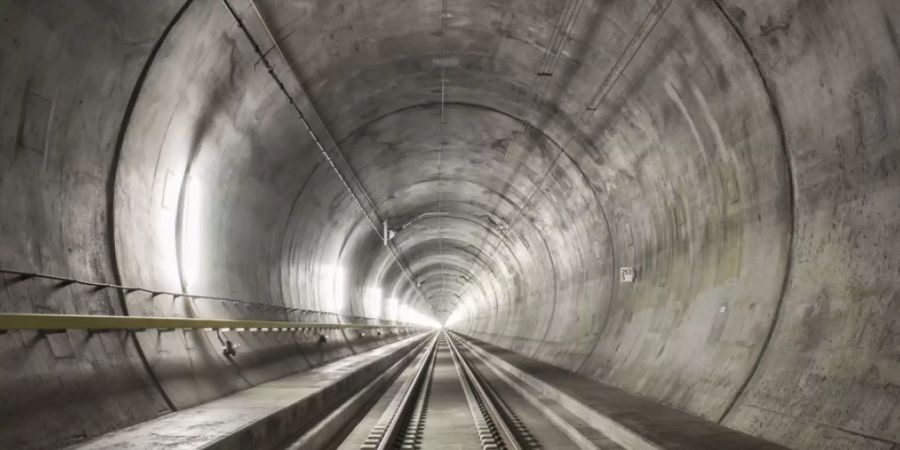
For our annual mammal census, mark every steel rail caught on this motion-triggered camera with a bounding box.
[376,333,438,450]
[446,331,524,450]
[0,313,419,332]
[449,333,540,449]
[359,331,438,450]
[448,332,503,449]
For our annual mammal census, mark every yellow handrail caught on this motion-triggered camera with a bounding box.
[0,313,418,332]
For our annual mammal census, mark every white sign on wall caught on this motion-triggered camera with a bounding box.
[619,267,636,283]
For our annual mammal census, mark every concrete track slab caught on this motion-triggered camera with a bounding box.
[419,336,482,450]
[336,340,430,450]
[456,334,788,450]
[72,334,427,450]
[457,341,617,450]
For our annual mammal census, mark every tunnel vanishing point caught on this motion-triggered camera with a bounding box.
[1,0,899,449]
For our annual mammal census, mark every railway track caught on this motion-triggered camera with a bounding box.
[358,331,541,450]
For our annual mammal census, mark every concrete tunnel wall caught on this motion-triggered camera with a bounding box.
[0,0,898,449]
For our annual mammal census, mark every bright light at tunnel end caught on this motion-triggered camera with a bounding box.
[399,304,442,329]
[444,299,472,329]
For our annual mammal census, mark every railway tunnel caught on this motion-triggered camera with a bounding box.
[1,0,898,448]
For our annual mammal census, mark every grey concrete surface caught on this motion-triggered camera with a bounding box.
[456,337,607,450]
[456,332,787,449]
[72,333,426,449]
[418,335,482,450]
[336,336,431,450]
[1,0,898,448]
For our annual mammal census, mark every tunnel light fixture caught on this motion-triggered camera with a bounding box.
[181,177,203,290]
[386,297,400,321]
[321,264,346,314]
[383,219,397,245]
[365,287,383,319]
[162,170,180,209]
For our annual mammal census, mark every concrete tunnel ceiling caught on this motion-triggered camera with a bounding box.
[3,0,898,448]
[115,0,899,441]
[117,0,641,324]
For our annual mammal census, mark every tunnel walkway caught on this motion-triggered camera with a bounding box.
[2,0,898,448]
[71,335,426,449]
[455,335,787,450]
[60,330,788,449]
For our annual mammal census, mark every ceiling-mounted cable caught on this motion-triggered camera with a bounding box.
[219,0,428,306]
[454,0,586,311]
[437,0,449,315]
[512,0,674,230]
[505,0,586,161]
[453,0,673,309]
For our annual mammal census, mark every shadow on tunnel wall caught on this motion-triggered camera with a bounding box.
[0,0,898,449]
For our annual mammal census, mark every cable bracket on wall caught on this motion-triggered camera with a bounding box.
[219,0,428,305]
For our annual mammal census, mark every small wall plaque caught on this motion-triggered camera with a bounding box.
[619,267,636,283]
